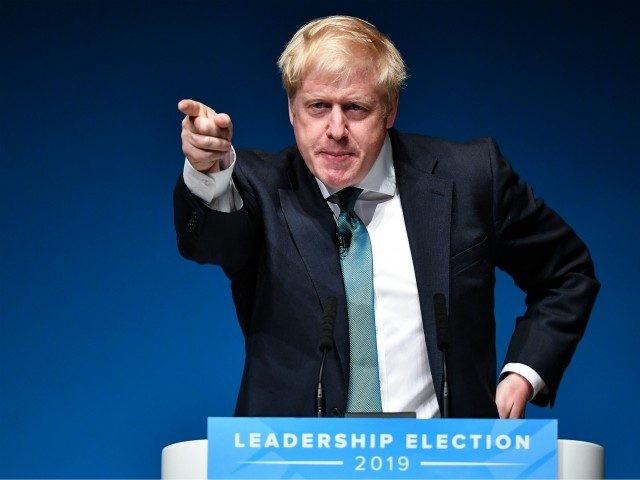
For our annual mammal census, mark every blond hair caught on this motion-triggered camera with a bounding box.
[277,16,407,112]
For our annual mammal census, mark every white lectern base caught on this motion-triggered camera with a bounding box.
[558,439,605,479]
[162,438,604,479]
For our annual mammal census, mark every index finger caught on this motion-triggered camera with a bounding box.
[177,99,215,118]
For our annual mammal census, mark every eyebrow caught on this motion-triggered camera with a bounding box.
[299,92,377,105]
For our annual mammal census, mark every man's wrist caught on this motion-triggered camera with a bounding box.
[182,146,236,203]
[501,363,547,400]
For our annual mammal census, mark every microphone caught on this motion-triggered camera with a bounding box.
[433,293,451,418]
[335,230,352,254]
[316,296,337,417]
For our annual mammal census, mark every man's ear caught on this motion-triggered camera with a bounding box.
[288,98,295,125]
[385,95,399,129]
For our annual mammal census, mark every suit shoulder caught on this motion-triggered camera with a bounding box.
[397,131,497,158]
[235,146,294,171]
[393,130,500,179]
[233,145,298,188]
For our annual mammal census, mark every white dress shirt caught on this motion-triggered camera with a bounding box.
[183,134,546,416]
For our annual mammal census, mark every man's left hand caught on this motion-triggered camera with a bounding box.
[495,373,533,419]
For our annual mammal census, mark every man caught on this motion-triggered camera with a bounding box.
[173,16,599,419]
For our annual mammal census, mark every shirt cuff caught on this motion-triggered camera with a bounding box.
[183,147,236,203]
[500,363,548,400]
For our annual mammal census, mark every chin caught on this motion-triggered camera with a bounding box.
[318,166,361,188]
[320,174,352,190]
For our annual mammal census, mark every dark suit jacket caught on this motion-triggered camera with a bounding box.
[173,128,599,418]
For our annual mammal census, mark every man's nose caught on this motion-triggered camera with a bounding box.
[326,106,348,140]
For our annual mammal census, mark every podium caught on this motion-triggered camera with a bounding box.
[162,419,604,479]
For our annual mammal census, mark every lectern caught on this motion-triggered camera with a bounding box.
[162,418,604,479]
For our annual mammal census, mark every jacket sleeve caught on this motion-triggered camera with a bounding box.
[173,162,261,273]
[489,139,600,406]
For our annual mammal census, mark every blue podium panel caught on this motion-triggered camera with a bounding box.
[208,417,557,479]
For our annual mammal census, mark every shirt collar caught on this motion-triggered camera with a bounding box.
[315,133,396,201]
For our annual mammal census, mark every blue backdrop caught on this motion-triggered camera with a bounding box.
[1,0,638,477]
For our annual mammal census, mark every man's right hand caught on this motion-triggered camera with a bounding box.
[178,99,233,173]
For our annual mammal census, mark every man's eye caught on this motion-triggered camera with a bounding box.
[310,102,327,110]
[344,103,369,119]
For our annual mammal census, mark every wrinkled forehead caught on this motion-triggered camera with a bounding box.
[307,65,375,87]
[294,60,381,98]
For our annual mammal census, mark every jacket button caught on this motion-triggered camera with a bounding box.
[187,211,199,231]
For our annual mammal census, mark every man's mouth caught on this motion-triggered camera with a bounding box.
[319,151,353,159]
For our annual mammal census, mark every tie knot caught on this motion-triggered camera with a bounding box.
[333,187,363,213]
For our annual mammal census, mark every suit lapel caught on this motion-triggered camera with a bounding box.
[391,130,453,414]
[278,155,350,383]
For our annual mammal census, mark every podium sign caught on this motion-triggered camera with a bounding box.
[208,417,557,479]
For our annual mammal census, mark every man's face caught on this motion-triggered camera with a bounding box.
[288,70,398,190]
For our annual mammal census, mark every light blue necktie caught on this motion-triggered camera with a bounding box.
[334,187,382,412]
